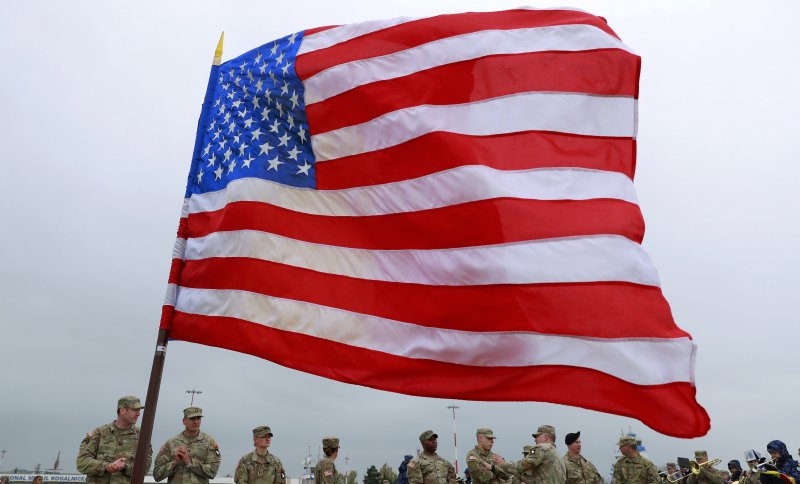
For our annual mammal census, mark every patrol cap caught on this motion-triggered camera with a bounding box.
[118,396,144,410]
[419,430,438,443]
[253,426,273,438]
[728,460,741,469]
[322,436,340,449]
[476,428,495,439]
[183,407,203,418]
[565,431,580,446]
[532,425,555,438]
[618,436,638,447]
[695,450,708,460]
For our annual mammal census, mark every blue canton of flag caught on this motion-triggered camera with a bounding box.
[187,31,313,197]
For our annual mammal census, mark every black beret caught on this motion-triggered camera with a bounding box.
[565,431,581,446]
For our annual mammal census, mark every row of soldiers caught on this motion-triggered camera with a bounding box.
[75,396,797,484]
[77,397,282,484]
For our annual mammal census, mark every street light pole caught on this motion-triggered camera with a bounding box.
[447,405,460,474]
[186,389,203,406]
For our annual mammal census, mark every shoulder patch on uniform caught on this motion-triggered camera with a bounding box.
[468,455,478,461]
[408,462,416,469]
[324,470,333,477]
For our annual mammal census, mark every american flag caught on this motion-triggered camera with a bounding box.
[162,8,709,438]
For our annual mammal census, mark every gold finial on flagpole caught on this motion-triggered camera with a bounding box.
[213,32,225,66]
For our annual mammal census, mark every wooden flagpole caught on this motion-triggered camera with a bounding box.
[129,32,225,484]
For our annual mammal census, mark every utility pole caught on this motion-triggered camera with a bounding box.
[0,450,6,469]
[345,457,350,479]
[447,404,460,474]
[185,389,203,406]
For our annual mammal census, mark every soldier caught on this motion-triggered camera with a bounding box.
[315,437,340,484]
[612,436,659,484]
[518,446,535,484]
[407,430,457,484]
[466,428,511,484]
[740,450,762,484]
[563,432,601,484]
[727,461,744,483]
[77,395,153,484]
[686,451,725,484]
[153,407,221,484]
[516,425,565,484]
[663,463,682,484]
[234,426,286,484]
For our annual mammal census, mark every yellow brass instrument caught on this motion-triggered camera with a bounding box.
[666,471,685,483]
[691,459,722,474]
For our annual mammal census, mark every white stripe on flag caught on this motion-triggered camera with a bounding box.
[311,92,635,161]
[183,232,660,287]
[303,24,632,104]
[164,283,178,306]
[172,238,187,259]
[298,16,420,55]
[174,286,693,385]
[186,166,638,217]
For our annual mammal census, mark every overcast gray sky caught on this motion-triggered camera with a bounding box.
[1,0,799,480]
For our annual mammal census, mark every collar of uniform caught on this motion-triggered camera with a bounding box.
[253,450,271,460]
[111,421,135,433]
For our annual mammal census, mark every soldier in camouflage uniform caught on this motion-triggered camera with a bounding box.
[686,451,725,484]
[466,428,512,484]
[512,446,535,484]
[77,395,153,484]
[153,407,221,484]
[612,436,659,484]
[515,425,565,484]
[234,426,286,484]
[407,430,457,484]
[315,437,340,484]
[739,450,763,484]
[562,432,601,484]
[662,463,683,484]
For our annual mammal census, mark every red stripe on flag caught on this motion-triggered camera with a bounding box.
[185,198,644,249]
[159,304,174,330]
[304,25,339,36]
[168,311,709,438]
[168,258,184,285]
[177,258,685,338]
[296,9,620,79]
[316,131,635,189]
[307,50,639,135]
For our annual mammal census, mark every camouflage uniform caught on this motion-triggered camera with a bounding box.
[611,455,659,484]
[738,471,760,484]
[519,447,535,484]
[153,408,220,484]
[315,437,339,484]
[467,428,513,484]
[517,443,565,484]
[77,396,152,484]
[235,451,285,484]
[685,452,725,484]
[685,453,725,484]
[234,426,285,484]
[408,452,457,484]
[563,454,602,484]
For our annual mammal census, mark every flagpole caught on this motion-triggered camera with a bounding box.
[129,32,224,484]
